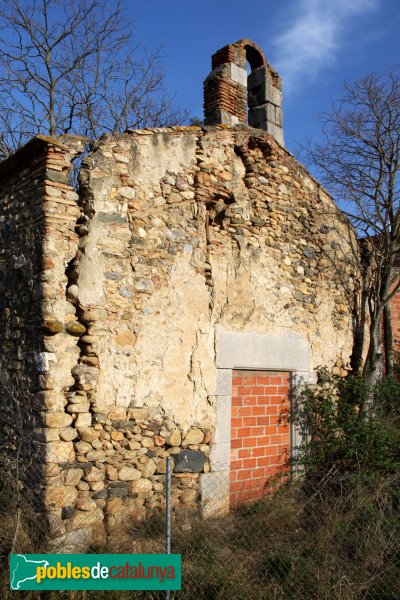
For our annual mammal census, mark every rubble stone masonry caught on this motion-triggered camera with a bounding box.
[0,124,358,548]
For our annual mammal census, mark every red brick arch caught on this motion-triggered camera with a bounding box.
[234,38,267,70]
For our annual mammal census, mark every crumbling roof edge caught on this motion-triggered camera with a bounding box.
[0,126,352,238]
[0,135,71,181]
[121,123,349,222]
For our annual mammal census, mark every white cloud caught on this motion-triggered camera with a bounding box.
[272,0,378,92]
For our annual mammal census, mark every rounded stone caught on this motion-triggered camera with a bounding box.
[118,186,136,199]
[75,441,92,454]
[156,459,167,474]
[181,488,197,504]
[66,285,79,303]
[75,498,97,511]
[86,450,107,462]
[66,403,90,414]
[1,307,10,321]
[118,466,141,481]
[77,426,97,440]
[81,356,99,367]
[167,429,181,447]
[141,437,154,448]
[45,413,73,428]
[128,440,141,450]
[89,481,105,492]
[106,466,118,481]
[141,459,156,478]
[60,427,78,441]
[64,468,83,486]
[65,321,86,336]
[42,318,63,335]
[182,428,204,446]
[84,467,104,482]
[108,409,127,421]
[129,479,152,494]
[45,441,74,463]
[77,481,90,491]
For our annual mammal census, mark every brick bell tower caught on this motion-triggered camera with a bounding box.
[203,38,284,146]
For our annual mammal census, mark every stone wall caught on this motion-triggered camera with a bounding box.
[0,125,358,548]
[0,135,85,492]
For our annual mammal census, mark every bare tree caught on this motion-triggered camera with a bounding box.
[305,68,400,386]
[0,0,188,160]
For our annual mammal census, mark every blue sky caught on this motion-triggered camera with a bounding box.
[131,0,400,153]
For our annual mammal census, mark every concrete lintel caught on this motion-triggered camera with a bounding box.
[215,326,311,372]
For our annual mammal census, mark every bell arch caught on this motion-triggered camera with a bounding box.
[203,39,284,146]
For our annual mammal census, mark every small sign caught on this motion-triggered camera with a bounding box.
[10,554,181,591]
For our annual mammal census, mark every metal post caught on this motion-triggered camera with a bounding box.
[165,456,171,600]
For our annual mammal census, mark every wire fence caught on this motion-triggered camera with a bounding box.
[1,448,399,600]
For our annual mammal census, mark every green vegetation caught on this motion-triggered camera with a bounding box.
[295,368,400,478]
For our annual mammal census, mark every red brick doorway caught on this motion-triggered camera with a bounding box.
[230,370,291,508]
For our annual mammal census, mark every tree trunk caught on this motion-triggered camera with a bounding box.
[363,316,384,410]
[383,302,394,376]
[350,286,368,375]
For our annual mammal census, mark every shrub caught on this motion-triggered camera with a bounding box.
[294,369,400,478]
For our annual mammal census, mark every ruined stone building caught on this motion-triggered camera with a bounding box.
[0,40,359,548]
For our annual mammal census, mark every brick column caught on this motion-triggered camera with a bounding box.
[204,43,247,126]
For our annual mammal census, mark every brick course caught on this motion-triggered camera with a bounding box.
[390,271,400,352]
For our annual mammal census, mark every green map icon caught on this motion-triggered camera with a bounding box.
[10,554,49,590]
[9,552,181,591]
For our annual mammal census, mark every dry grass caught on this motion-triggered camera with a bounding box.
[1,472,399,599]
